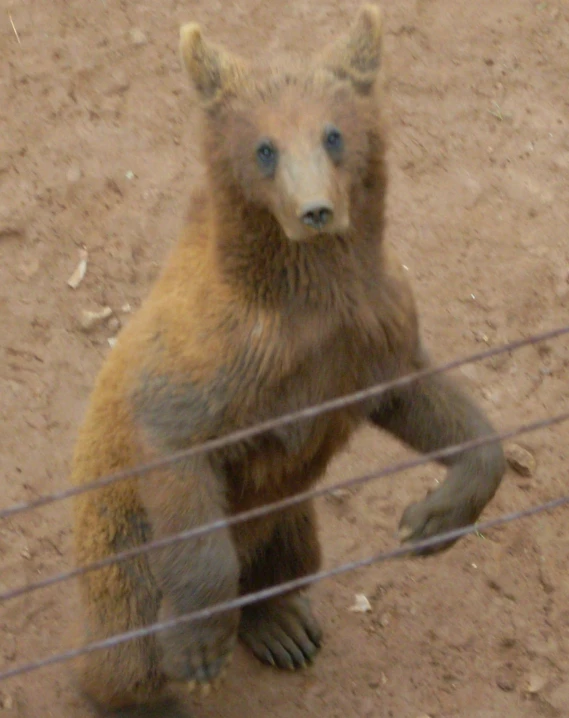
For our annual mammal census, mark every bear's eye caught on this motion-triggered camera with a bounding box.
[323,124,344,160]
[256,140,278,175]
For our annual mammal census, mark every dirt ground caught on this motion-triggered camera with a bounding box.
[1,0,568,716]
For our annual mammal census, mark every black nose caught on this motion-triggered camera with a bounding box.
[300,202,334,230]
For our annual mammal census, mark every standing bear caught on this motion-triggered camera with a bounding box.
[70,4,505,715]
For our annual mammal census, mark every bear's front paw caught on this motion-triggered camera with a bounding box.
[398,487,476,555]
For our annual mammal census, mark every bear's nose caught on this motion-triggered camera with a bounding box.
[299,201,334,230]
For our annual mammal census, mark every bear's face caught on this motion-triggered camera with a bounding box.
[214,75,376,241]
[180,3,384,242]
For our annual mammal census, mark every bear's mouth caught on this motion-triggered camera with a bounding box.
[283,222,351,243]
[276,208,351,243]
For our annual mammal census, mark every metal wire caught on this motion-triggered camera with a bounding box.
[1,323,568,522]
[1,408,568,606]
[2,489,569,683]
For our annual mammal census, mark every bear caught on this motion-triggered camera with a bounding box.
[69,4,506,716]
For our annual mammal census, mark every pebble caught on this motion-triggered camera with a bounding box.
[505,443,536,477]
[79,306,113,332]
[67,249,88,289]
[349,594,372,613]
[525,673,548,694]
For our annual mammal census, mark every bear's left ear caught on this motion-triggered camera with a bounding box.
[179,23,244,103]
[319,4,383,95]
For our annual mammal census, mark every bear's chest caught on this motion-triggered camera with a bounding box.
[213,309,397,498]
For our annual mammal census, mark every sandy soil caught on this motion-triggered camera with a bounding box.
[1,0,568,716]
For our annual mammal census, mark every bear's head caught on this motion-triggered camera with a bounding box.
[180,4,384,243]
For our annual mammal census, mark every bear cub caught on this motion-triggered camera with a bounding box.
[70,4,505,714]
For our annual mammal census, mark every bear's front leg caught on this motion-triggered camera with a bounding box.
[138,454,240,691]
[369,346,505,554]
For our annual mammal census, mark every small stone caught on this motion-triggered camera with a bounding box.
[525,673,548,694]
[349,594,372,613]
[79,306,113,332]
[67,248,88,289]
[129,28,148,46]
[505,443,536,477]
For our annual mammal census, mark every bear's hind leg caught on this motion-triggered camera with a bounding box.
[74,491,166,710]
[238,501,323,671]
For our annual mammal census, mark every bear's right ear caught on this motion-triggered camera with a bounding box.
[179,23,243,103]
[319,4,383,95]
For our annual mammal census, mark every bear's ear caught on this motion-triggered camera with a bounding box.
[319,4,383,95]
[179,23,243,102]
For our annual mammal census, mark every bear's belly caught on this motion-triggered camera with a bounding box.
[217,408,359,561]
[219,407,359,509]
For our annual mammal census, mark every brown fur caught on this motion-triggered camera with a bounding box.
[70,4,505,714]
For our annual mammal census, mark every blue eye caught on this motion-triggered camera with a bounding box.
[256,140,278,174]
[323,125,344,157]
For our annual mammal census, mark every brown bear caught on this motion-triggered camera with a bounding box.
[70,4,505,716]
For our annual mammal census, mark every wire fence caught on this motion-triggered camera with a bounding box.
[1,323,568,522]
[0,323,568,685]
[1,408,568,606]
[2,490,569,683]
